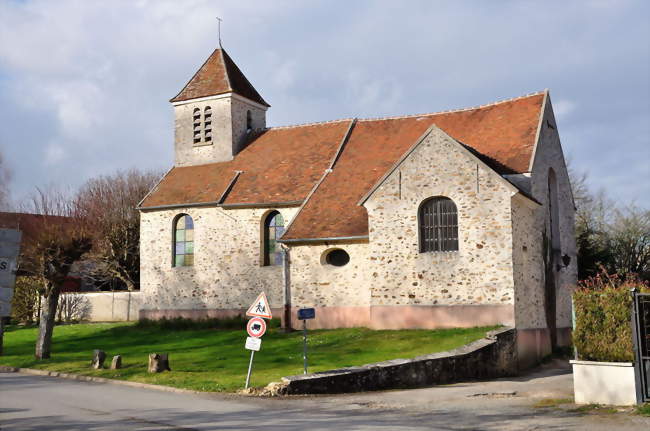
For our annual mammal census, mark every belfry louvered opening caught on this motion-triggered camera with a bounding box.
[192,108,201,144]
[419,197,459,252]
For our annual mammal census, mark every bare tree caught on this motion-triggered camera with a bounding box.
[57,293,92,323]
[609,206,650,279]
[77,169,161,291]
[0,151,11,210]
[19,187,92,359]
[569,162,649,281]
[569,166,612,279]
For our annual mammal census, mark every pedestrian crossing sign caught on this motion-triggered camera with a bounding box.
[246,292,272,319]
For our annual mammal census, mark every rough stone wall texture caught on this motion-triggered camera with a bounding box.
[281,127,522,329]
[140,206,298,313]
[174,96,266,167]
[363,127,517,317]
[61,291,143,322]
[529,94,577,330]
[282,327,517,394]
[231,97,266,155]
[288,243,371,308]
[511,195,546,329]
[174,97,232,166]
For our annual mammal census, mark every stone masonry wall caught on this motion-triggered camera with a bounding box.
[288,243,371,309]
[174,96,267,167]
[282,128,520,329]
[174,97,233,167]
[231,97,266,155]
[529,94,577,330]
[363,127,517,316]
[511,195,546,329]
[140,206,298,314]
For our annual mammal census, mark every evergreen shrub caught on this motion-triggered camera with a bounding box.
[573,270,649,362]
[10,276,40,324]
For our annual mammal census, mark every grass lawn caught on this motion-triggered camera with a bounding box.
[0,322,498,392]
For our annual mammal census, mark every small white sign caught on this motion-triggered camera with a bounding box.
[246,292,273,319]
[245,336,262,351]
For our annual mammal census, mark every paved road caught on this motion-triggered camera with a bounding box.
[1,365,648,430]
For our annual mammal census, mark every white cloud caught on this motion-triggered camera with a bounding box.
[44,142,66,166]
[0,0,647,209]
[553,99,577,120]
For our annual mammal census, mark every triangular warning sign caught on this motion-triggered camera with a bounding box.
[246,292,272,319]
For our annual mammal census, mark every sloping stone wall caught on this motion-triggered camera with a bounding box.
[282,327,517,394]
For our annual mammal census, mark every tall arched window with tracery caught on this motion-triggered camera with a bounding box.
[263,211,284,266]
[173,214,194,267]
[419,197,459,252]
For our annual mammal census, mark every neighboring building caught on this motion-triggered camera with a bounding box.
[138,46,576,366]
[0,212,87,291]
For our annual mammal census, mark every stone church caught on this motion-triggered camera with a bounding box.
[138,45,576,366]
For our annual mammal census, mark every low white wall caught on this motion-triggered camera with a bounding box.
[61,291,144,322]
[571,360,638,406]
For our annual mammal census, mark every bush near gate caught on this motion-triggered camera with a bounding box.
[573,270,649,362]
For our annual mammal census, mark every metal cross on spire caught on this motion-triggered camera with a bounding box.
[217,16,223,48]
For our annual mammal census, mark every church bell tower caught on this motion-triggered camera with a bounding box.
[170,48,269,167]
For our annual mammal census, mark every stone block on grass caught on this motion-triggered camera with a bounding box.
[91,350,106,369]
[148,353,171,373]
[110,355,122,370]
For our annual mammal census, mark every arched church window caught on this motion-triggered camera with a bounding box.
[419,197,459,252]
[203,106,212,142]
[263,211,284,266]
[173,214,194,267]
[246,110,253,132]
[192,108,201,144]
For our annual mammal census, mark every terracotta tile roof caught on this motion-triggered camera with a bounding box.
[282,92,545,240]
[140,120,354,208]
[142,92,545,240]
[170,48,269,107]
[0,212,71,247]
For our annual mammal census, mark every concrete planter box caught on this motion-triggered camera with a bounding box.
[570,360,638,405]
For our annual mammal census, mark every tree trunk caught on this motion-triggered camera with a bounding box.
[35,289,60,359]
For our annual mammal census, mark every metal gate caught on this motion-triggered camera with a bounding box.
[632,290,650,403]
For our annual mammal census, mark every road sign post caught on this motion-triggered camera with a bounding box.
[297,308,315,374]
[243,293,272,389]
[244,336,262,389]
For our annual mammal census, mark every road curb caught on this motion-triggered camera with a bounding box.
[0,365,207,396]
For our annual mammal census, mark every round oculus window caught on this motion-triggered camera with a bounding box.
[325,249,350,267]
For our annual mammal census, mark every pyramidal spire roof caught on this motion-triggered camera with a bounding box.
[170,48,269,106]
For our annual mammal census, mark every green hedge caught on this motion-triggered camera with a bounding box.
[573,272,649,362]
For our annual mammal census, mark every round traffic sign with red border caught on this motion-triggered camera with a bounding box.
[247,317,267,338]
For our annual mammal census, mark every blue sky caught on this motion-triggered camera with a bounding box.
[0,0,648,207]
